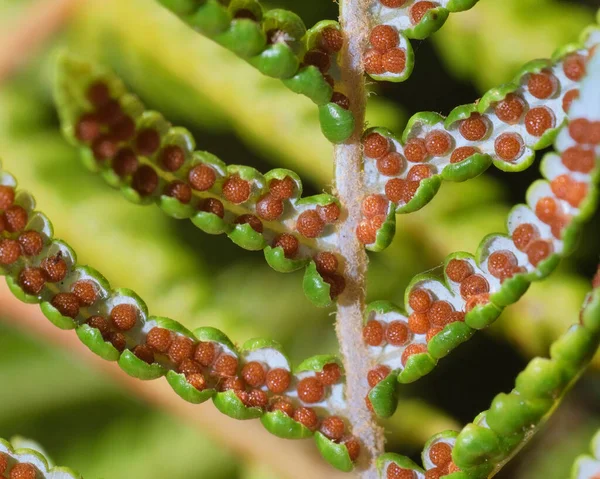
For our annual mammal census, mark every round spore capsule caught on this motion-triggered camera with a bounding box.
[320,416,345,441]
[363,133,390,159]
[222,176,251,204]
[370,25,399,52]
[110,304,138,331]
[316,363,342,386]
[241,361,266,388]
[297,377,325,403]
[266,368,291,394]
[363,320,385,346]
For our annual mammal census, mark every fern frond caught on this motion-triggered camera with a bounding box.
[357,24,599,252]
[361,51,600,417]
[0,437,82,479]
[156,0,355,143]
[364,0,479,82]
[0,157,369,472]
[377,272,600,478]
[54,54,346,309]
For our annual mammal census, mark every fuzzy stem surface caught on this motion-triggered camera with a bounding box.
[334,0,385,477]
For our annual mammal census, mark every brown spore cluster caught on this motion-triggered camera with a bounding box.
[361,262,493,386]
[158,346,361,462]
[361,94,598,392]
[0,187,105,326]
[302,27,349,110]
[409,284,465,338]
[509,110,598,269]
[362,290,452,403]
[410,2,439,25]
[356,192,390,245]
[314,251,346,299]
[358,47,592,240]
[291,363,360,460]
[518,111,598,264]
[366,1,442,77]
[425,440,461,478]
[74,81,345,298]
[125,314,362,462]
[375,1,439,24]
[364,25,407,76]
[76,81,160,198]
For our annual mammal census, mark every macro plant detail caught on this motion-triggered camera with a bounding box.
[371,51,600,476]
[377,268,600,478]
[356,30,597,251]
[158,0,355,143]
[0,437,82,479]
[364,0,478,82]
[362,37,600,403]
[1,1,600,479]
[0,156,361,471]
[55,55,346,308]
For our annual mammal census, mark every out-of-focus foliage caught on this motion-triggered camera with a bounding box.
[0,0,34,26]
[0,0,598,478]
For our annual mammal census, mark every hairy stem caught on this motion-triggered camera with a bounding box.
[335,0,385,477]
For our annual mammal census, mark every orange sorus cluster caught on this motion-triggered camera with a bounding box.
[516,116,599,267]
[365,130,433,204]
[361,258,513,388]
[361,95,598,395]
[363,251,532,352]
[364,25,407,76]
[0,187,141,351]
[356,194,391,245]
[363,281,469,362]
[356,50,590,245]
[0,191,139,351]
[73,81,346,299]
[313,251,346,298]
[0,188,88,314]
[301,27,349,109]
[0,179,357,459]
[292,365,360,461]
[384,440,461,478]
[0,176,357,459]
[364,1,444,77]
[0,453,37,479]
[143,331,361,460]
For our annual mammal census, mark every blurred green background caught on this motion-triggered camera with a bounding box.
[1,0,600,477]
